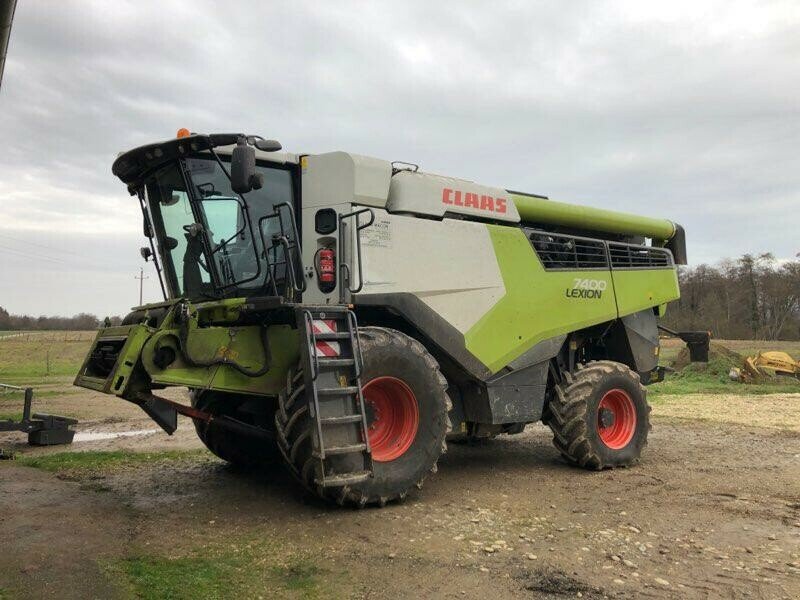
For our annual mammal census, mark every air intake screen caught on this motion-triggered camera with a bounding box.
[529,232,608,270]
[608,243,673,268]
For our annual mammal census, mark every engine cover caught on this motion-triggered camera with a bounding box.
[387,171,520,223]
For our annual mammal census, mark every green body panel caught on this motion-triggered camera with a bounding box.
[74,324,153,395]
[465,226,618,373]
[141,323,298,395]
[74,300,300,399]
[464,226,680,374]
[510,194,676,241]
[611,269,680,316]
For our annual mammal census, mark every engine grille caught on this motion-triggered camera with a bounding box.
[529,232,608,270]
[529,230,675,271]
[608,243,673,269]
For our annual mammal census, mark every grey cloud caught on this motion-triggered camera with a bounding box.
[0,0,798,316]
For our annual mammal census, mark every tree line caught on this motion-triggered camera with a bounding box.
[0,308,121,331]
[663,254,800,340]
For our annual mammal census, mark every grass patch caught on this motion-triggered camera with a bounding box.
[0,412,23,421]
[649,377,799,398]
[118,555,235,600]
[651,343,800,397]
[0,336,93,379]
[16,450,210,475]
[109,543,333,600]
[650,360,800,397]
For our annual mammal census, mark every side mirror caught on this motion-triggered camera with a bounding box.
[231,141,264,194]
[140,247,153,262]
[254,139,282,152]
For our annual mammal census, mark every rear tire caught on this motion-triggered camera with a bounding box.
[275,327,450,507]
[190,390,279,468]
[546,361,650,470]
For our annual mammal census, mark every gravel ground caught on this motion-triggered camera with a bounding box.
[1,386,798,599]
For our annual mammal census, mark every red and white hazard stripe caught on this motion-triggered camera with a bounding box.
[312,319,340,357]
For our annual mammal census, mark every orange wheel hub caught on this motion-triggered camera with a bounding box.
[362,376,419,462]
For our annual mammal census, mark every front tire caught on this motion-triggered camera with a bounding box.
[275,327,450,507]
[190,390,280,468]
[546,360,650,470]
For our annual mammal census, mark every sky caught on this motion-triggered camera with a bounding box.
[0,0,798,317]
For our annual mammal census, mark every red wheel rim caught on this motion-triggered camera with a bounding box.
[362,376,419,462]
[597,388,637,450]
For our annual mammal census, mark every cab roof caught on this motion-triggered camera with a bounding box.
[112,133,298,192]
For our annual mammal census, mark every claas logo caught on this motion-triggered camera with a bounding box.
[442,188,507,214]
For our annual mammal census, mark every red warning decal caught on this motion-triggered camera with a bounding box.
[312,319,340,357]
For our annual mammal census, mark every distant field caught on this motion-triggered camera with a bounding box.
[0,332,94,384]
[0,330,96,341]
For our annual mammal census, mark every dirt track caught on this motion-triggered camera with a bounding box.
[1,388,799,599]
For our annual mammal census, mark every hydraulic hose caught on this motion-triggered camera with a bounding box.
[175,303,272,377]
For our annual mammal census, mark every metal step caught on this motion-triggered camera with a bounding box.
[320,414,364,425]
[317,386,360,396]
[313,442,367,458]
[315,470,371,487]
[316,358,355,367]
[314,332,350,340]
[307,310,350,319]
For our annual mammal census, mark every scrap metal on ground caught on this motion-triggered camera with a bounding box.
[0,383,77,446]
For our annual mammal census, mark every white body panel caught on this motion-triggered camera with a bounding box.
[387,171,520,223]
[300,152,393,303]
[302,152,392,209]
[299,151,512,309]
[360,209,506,334]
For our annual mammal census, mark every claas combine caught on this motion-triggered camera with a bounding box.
[75,131,708,506]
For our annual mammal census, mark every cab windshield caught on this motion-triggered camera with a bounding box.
[144,154,297,299]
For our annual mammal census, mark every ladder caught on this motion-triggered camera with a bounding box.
[298,306,373,488]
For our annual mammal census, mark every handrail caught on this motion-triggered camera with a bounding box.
[338,208,375,302]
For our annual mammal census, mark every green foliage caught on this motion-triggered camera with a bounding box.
[117,555,235,600]
[17,450,209,474]
[109,544,329,600]
[652,340,800,397]
[650,354,800,397]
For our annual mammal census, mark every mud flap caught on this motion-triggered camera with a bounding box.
[135,394,178,434]
[131,391,275,439]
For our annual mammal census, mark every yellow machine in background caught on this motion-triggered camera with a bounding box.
[743,351,800,380]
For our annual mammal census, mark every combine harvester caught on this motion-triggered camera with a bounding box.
[75,131,708,506]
